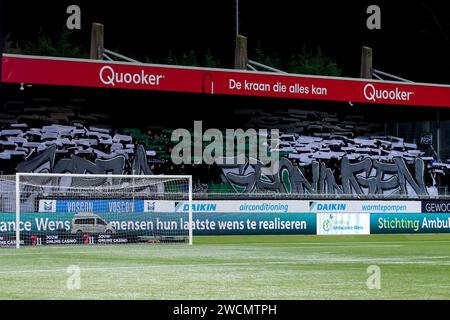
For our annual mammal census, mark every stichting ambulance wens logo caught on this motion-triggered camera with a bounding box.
[311,201,371,235]
[322,214,335,232]
[317,213,370,235]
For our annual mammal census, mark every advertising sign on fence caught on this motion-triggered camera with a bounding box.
[39,199,310,213]
[0,211,316,244]
[371,213,450,234]
[316,213,371,235]
[421,200,450,213]
[174,200,309,213]
[15,199,450,241]
[4,54,450,108]
[309,200,421,213]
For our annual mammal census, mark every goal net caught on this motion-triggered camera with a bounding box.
[11,173,192,248]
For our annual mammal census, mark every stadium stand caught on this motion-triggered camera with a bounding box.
[0,95,448,196]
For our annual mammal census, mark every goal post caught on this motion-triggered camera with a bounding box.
[14,173,193,248]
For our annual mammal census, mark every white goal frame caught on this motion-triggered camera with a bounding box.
[15,173,193,248]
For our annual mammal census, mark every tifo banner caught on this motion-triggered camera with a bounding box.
[421,200,450,213]
[308,200,421,213]
[316,213,370,235]
[39,200,309,213]
[371,213,450,234]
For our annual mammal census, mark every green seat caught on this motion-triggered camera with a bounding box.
[207,183,236,193]
[123,128,142,135]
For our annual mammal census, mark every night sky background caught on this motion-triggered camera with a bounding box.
[1,0,450,172]
[1,0,450,84]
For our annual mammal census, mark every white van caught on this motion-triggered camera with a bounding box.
[71,212,115,236]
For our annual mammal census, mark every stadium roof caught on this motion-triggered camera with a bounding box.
[2,53,450,108]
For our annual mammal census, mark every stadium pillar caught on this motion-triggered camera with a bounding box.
[234,35,248,70]
[0,0,4,82]
[90,23,104,60]
[360,46,373,79]
[437,108,441,161]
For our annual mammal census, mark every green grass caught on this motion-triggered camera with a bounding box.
[1,234,450,299]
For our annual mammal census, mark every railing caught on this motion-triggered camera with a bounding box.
[1,175,448,200]
[102,49,142,64]
[193,192,442,200]
[372,69,414,83]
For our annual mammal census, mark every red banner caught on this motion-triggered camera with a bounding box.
[2,54,450,107]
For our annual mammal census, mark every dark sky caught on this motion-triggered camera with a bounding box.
[2,0,450,84]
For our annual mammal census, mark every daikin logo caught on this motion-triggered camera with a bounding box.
[310,202,346,211]
[363,83,414,102]
[99,65,165,87]
[176,202,217,212]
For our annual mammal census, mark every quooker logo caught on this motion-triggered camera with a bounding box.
[99,65,165,87]
[363,83,414,102]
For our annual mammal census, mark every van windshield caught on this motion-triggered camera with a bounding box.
[74,218,95,225]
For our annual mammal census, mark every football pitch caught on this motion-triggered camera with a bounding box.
[0,234,449,300]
